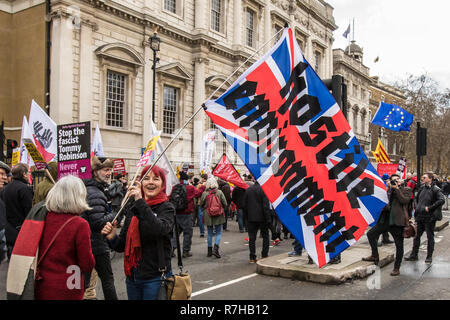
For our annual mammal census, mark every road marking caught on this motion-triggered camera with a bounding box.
[191,273,258,297]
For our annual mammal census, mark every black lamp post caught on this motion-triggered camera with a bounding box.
[149,31,161,122]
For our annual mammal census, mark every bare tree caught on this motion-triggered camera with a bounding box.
[392,74,450,177]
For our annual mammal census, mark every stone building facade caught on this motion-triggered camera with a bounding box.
[1,0,338,174]
[0,0,48,143]
[332,40,372,153]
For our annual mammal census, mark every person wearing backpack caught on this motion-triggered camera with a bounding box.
[199,177,227,258]
[169,171,203,258]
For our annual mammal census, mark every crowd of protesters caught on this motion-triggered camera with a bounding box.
[0,155,448,300]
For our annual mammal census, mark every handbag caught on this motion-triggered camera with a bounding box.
[157,214,191,300]
[402,205,417,239]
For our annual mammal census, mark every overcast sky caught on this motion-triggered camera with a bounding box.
[327,0,450,90]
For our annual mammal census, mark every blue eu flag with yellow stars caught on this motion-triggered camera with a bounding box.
[371,102,414,132]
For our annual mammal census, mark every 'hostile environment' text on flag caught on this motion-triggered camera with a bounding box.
[204,27,388,267]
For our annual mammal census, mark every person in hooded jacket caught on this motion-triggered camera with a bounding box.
[102,165,175,300]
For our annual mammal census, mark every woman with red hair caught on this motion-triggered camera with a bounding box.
[102,165,175,300]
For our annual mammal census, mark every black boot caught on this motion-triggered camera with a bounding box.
[213,244,221,258]
[207,247,213,257]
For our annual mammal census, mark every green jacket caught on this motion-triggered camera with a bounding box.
[32,162,58,205]
[200,188,227,227]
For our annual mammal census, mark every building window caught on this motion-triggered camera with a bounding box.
[106,70,126,128]
[353,107,359,134]
[164,0,176,14]
[314,51,321,74]
[163,85,178,134]
[209,118,217,129]
[273,24,282,44]
[211,0,221,32]
[245,8,255,47]
[361,110,367,135]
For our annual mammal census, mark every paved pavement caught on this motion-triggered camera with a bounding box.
[257,215,449,284]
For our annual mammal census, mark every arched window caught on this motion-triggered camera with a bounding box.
[352,106,359,134]
[360,108,367,135]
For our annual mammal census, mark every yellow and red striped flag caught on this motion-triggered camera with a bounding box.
[372,139,390,163]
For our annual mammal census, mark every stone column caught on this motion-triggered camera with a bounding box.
[264,0,271,44]
[192,57,207,169]
[50,14,74,124]
[233,0,242,48]
[78,22,94,122]
[195,0,207,32]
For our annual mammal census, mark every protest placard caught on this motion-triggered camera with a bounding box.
[57,121,91,179]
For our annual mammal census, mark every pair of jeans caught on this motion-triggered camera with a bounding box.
[411,219,436,257]
[171,214,193,252]
[237,208,245,232]
[93,252,118,300]
[197,207,205,235]
[207,224,223,247]
[367,222,404,269]
[293,239,303,255]
[126,270,173,300]
[247,221,269,260]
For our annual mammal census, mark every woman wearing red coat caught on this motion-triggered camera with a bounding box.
[35,175,95,300]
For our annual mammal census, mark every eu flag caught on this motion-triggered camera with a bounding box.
[371,102,413,132]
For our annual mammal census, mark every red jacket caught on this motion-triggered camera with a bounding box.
[35,212,95,300]
[174,184,203,215]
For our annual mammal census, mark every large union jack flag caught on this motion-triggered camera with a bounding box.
[204,28,388,267]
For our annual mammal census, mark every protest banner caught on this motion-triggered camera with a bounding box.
[113,158,126,176]
[57,121,91,179]
[212,154,248,189]
[11,148,20,166]
[22,138,47,171]
[377,162,406,179]
[200,130,216,173]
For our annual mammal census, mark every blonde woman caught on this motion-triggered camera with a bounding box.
[199,177,227,258]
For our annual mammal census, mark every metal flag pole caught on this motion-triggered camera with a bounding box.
[112,26,286,223]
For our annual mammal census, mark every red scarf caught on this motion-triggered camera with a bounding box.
[123,192,168,277]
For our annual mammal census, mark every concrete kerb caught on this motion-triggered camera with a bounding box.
[256,245,394,285]
[256,217,449,285]
[435,218,449,232]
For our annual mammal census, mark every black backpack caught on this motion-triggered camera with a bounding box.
[170,184,188,212]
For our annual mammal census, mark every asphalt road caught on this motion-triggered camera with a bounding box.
[2,212,450,300]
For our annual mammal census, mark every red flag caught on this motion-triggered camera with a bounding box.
[212,154,248,190]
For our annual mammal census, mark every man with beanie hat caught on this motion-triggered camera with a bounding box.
[82,156,118,300]
[170,170,203,258]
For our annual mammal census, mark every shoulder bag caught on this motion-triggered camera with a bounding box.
[402,205,417,239]
[157,213,191,300]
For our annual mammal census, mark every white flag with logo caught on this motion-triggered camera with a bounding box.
[19,116,34,167]
[91,124,105,157]
[200,130,216,173]
[150,120,178,195]
[28,100,57,162]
